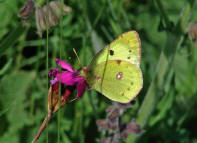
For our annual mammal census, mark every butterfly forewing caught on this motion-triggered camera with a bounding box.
[90,31,141,67]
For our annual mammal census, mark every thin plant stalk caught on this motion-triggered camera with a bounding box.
[45,0,49,142]
[57,0,63,141]
[31,114,52,143]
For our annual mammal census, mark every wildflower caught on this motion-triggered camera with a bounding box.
[35,6,47,37]
[49,58,87,98]
[48,82,74,114]
[49,1,72,20]
[96,102,143,142]
[18,0,35,24]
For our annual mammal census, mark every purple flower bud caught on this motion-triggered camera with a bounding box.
[18,0,35,24]
[96,120,109,131]
[106,106,114,113]
[49,1,72,20]
[188,22,197,41]
[43,5,58,26]
[108,108,119,121]
[101,137,111,143]
[35,6,47,37]
[120,130,128,139]
[108,121,119,131]
[126,119,144,135]
[111,134,120,143]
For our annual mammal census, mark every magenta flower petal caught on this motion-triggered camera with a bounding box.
[56,71,79,86]
[50,77,59,85]
[48,68,59,77]
[56,58,74,72]
[76,79,87,98]
[49,58,87,99]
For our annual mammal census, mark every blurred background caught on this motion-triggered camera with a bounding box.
[0,0,197,143]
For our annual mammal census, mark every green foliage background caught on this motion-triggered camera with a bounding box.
[0,0,197,143]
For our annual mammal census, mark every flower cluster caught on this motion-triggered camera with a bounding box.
[96,102,144,143]
[18,1,72,37]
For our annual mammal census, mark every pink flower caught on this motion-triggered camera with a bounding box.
[48,58,87,98]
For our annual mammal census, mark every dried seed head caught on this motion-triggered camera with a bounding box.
[188,22,197,41]
[43,5,58,26]
[50,1,72,20]
[18,0,35,24]
[35,6,47,37]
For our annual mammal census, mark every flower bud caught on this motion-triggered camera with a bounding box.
[108,108,119,120]
[48,83,74,114]
[101,137,111,143]
[105,106,113,112]
[126,119,144,135]
[43,5,58,26]
[49,1,72,20]
[188,22,197,41]
[18,0,35,24]
[120,130,129,139]
[35,6,47,37]
[96,120,109,131]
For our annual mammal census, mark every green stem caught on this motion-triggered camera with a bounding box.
[37,0,46,6]
[93,0,106,27]
[154,0,171,29]
[45,0,49,142]
[58,0,64,142]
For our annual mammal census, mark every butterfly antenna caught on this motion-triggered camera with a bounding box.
[73,48,82,67]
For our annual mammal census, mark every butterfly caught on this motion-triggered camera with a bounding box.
[83,31,143,103]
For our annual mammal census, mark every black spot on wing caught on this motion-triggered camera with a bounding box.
[109,50,114,56]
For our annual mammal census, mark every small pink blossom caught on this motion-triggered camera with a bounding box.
[49,58,87,98]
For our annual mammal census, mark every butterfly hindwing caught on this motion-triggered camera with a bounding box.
[85,60,143,103]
